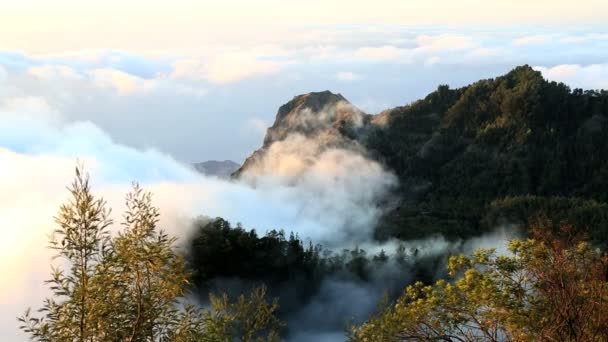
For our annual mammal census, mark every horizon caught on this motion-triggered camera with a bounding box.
[1,10,607,162]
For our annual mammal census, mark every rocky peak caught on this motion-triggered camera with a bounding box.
[275,91,348,121]
[233,91,366,178]
[263,90,363,146]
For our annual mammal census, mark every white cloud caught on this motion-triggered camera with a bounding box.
[1,96,63,124]
[351,34,478,63]
[354,45,409,61]
[560,36,588,44]
[172,52,281,84]
[28,65,81,80]
[415,34,477,53]
[335,71,361,81]
[589,33,608,40]
[560,33,608,44]
[89,68,155,95]
[424,56,441,66]
[513,34,550,46]
[535,64,608,89]
[468,47,501,57]
[0,65,7,81]
[171,59,204,78]
[204,54,280,84]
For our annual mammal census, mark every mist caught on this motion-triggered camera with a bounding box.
[0,98,516,341]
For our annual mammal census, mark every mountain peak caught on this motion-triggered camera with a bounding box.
[277,91,348,119]
[233,91,363,178]
[262,90,357,146]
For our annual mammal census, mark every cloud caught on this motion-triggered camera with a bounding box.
[171,53,281,84]
[28,65,81,80]
[335,71,361,81]
[414,34,477,53]
[424,56,441,66]
[351,34,477,63]
[560,33,608,44]
[534,64,608,89]
[32,50,169,78]
[2,27,608,165]
[89,68,155,95]
[0,65,6,81]
[468,47,501,57]
[512,34,550,46]
[354,45,410,61]
[0,98,399,338]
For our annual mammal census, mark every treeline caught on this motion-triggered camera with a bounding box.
[187,217,438,318]
[189,217,415,284]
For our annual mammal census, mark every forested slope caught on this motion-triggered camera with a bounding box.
[365,65,608,242]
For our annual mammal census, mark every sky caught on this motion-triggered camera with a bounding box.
[1,1,607,163]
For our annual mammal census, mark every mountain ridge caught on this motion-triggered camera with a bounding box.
[235,65,608,243]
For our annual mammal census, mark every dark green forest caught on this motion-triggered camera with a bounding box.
[363,66,608,243]
[187,218,447,320]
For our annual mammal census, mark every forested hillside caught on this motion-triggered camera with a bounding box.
[367,65,608,242]
[237,65,608,243]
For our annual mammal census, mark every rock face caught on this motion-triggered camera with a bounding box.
[193,160,240,178]
[233,90,368,177]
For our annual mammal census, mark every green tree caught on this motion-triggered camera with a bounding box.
[90,184,189,341]
[18,167,113,341]
[18,167,281,341]
[351,220,608,341]
[203,287,281,342]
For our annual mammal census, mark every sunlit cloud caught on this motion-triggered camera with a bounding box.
[414,34,477,53]
[171,52,282,84]
[89,68,155,95]
[354,45,410,61]
[512,34,550,46]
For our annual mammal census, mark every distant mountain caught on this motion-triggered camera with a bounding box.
[236,66,608,243]
[193,160,240,178]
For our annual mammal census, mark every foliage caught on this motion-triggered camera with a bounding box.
[188,218,434,319]
[483,195,608,245]
[203,287,281,342]
[18,167,280,341]
[188,218,402,287]
[366,66,608,242]
[351,219,608,341]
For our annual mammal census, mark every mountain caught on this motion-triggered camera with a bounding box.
[193,160,240,178]
[233,90,368,177]
[236,66,608,243]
